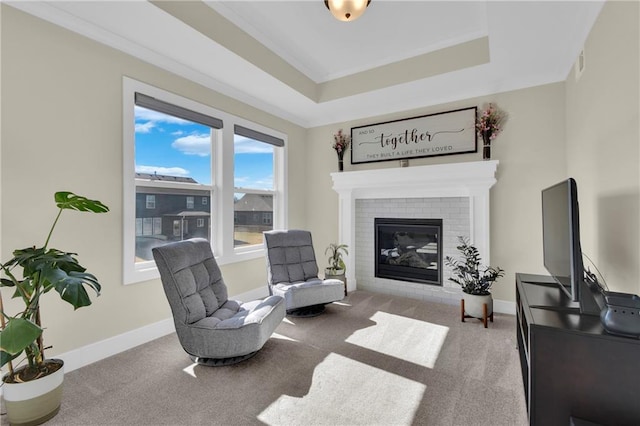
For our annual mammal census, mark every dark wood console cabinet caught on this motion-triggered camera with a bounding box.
[516,273,640,426]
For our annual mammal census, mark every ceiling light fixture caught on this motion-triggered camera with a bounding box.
[324,0,371,22]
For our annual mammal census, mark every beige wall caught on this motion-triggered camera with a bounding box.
[0,6,307,356]
[565,0,640,294]
[307,83,567,303]
[2,0,639,360]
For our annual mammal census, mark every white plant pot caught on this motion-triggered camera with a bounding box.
[325,268,345,277]
[463,293,493,318]
[2,359,64,426]
[325,269,347,296]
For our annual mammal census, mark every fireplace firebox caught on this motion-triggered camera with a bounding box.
[374,218,442,285]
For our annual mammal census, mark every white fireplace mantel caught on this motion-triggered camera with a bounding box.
[331,160,499,292]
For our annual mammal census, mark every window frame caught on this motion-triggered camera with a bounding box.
[123,77,287,285]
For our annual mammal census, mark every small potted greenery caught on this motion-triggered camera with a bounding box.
[444,236,504,319]
[0,191,109,425]
[325,243,348,275]
[324,243,348,295]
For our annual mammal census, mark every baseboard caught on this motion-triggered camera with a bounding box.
[57,317,176,374]
[493,298,516,315]
[0,317,176,398]
[0,286,272,398]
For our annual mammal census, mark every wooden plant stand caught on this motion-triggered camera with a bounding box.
[460,299,493,328]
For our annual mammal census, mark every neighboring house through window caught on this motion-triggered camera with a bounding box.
[233,125,280,248]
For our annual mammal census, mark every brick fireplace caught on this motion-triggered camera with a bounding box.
[331,160,498,305]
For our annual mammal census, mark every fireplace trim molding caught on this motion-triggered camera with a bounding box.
[331,160,499,292]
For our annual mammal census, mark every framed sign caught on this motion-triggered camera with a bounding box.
[351,107,477,164]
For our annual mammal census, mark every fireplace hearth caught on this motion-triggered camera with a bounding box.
[375,218,442,285]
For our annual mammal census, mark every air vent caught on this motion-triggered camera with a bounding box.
[575,49,586,81]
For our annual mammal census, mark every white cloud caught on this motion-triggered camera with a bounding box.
[171,130,184,136]
[234,135,274,154]
[134,106,189,125]
[234,175,273,190]
[136,165,190,177]
[172,134,211,157]
[135,121,155,134]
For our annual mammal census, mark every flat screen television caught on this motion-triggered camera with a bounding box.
[541,178,601,315]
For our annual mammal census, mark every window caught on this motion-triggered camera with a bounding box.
[142,218,153,236]
[233,125,281,248]
[136,216,163,236]
[123,78,286,284]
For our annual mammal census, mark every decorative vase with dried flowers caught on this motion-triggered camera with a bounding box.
[332,129,351,172]
[476,103,507,160]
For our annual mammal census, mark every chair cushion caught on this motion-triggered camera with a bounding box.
[264,230,319,285]
[152,238,228,324]
[271,278,344,310]
[179,295,285,358]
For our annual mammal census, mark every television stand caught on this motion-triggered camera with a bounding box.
[516,273,640,425]
[519,279,557,287]
[528,305,581,314]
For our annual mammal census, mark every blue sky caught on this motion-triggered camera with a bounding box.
[135,106,274,189]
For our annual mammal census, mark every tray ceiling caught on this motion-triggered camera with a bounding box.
[8,1,604,127]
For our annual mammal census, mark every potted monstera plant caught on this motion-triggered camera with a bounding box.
[0,191,109,425]
[325,243,348,296]
[444,236,504,320]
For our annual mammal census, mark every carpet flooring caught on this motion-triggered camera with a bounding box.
[38,290,528,425]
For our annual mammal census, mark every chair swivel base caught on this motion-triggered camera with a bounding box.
[189,351,257,366]
[286,304,325,317]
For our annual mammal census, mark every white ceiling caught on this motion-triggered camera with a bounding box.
[209,1,489,83]
[9,1,604,128]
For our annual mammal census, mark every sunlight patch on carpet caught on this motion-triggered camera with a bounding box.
[345,311,448,368]
[182,362,198,378]
[257,353,425,425]
[271,332,298,342]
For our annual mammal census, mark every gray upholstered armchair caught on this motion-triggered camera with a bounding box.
[152,238,285,365]
[264,230,345,316]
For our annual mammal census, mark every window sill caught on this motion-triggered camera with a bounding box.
[123,246,265,285]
